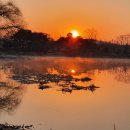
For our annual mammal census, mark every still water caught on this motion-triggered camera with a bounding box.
[0,56,130,130]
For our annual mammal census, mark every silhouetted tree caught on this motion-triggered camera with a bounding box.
[0,1,24,37]
[4,29,53,52]
[12,29,52,42]
[55,34,84,56]
[116,34,130,45]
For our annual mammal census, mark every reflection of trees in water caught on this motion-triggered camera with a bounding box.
[7,58,130,80]
[0,60,99,95]
[6,58,130,72]
[0,84,24,113]
[0,57,129,96]
[0,67,25,113]
[109,66,130,83]
[4,58,130,85]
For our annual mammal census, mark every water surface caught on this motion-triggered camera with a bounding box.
[0,57,130,130]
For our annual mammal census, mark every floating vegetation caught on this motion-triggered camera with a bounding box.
[12,74,73,84]
[39,85,51,90]
[61,87,72,93]
[0,123,33,130]
[87,84,100,92]
[81,77,92,82]
[59,83,100,93]
[11,73,99,94]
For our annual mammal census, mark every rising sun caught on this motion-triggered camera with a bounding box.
[71,30,79,38]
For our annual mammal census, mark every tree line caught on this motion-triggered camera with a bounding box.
[0,0,130,58]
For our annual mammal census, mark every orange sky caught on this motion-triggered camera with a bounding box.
[13,0,130,40]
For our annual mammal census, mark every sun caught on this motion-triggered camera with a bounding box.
[71,69,76,74]
[71,30,79,38]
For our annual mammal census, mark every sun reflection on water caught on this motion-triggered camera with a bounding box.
[71,69,76,74]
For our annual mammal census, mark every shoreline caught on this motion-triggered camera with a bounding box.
[0,53,130,59]
[0,123,33,130]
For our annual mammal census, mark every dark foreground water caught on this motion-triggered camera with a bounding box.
[0,56,130,130]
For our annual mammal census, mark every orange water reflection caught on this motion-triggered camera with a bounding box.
[0,57,130,130]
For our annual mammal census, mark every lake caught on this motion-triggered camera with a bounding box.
[0,56,130,130]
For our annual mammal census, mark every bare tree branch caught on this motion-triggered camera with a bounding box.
[0,1,25,37]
